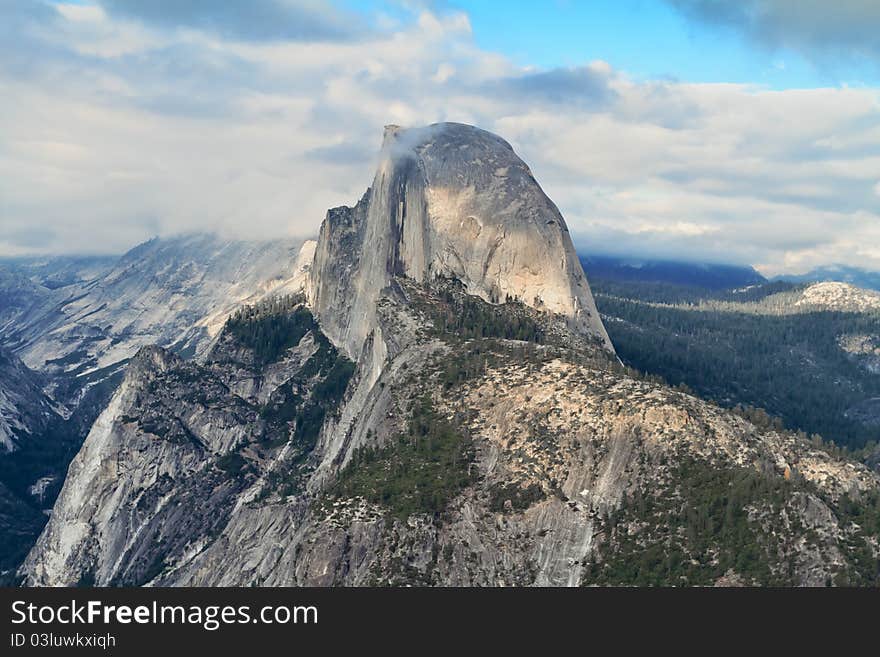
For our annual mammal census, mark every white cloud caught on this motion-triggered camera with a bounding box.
[0,1,878,275]
[52,2,167,57]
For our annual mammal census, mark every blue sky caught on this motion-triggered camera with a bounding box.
[344,0,879,89]
[2,1,879,274]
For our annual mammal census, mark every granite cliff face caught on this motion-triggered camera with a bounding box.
[20,124,880,587]
[22,298,354,586]
[309,123,611,361]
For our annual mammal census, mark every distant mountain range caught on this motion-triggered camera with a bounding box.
[0,234,314,402]
[579,256,880,295]
[775,265,880,292]
[580,254,766,290]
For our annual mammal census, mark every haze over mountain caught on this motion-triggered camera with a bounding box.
[580,255,766,290]
[16,124,879,588]
[776,266,880,293]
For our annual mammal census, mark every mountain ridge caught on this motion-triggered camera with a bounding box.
[776,265,880,292]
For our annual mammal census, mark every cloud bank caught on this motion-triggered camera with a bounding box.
[0,1,878,275]
[667,0,880,63]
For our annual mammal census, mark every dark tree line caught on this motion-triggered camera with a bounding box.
[430,287,546,343]
[225,294,314,365]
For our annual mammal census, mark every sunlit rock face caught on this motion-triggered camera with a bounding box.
[309,122,613,361]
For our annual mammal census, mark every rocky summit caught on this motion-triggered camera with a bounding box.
[19,124,880,587]
[309,122,612,362]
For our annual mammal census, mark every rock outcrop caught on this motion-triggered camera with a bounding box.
[309,123,611,361]
[795,282,880,313]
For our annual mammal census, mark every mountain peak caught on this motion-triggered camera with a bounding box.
[309,123,613,360]
[380,122,514,155]
[382,123,402,144]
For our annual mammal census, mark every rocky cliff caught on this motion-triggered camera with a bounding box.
[0,235,317,578]
[309,123,611,361]
[23,297,355,586]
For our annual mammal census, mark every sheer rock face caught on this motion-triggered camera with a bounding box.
[20,324,327,587]
[309,123,612,361]
[20,346,245,586]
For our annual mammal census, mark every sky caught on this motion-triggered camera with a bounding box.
[1,1,879,275]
